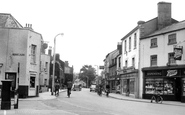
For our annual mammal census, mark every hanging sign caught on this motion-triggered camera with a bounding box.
[166,70,177,77]
[174,46,183,60]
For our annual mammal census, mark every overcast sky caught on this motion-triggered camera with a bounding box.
[1,0,185,73]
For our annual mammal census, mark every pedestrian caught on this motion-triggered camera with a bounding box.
[67,80,72,97]
[105,83,110,97]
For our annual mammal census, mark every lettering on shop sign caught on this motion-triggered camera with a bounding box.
[12,53,25,56]
[167,70,177,77]
[146,72,162,76]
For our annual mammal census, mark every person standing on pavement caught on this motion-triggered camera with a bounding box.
[105,83,110,97]
[67,80,72,97]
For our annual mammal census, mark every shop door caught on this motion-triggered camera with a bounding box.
[5,73,16,97]
[175,78,182,101]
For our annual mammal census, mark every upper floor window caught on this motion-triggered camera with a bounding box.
[31,44,36,64]
[151,38,158,48]
[118,57,121,68]
[45,62,48,72]
[132,57,135,67]
[168,33,177,45]
[129,37,131,51]
[125,60,128,67]
[124,40,127,53]
[134,33,137,49]
[168,52,176,65]
[151,55,157,67]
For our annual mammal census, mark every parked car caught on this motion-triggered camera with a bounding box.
[72,84,81,91]
[90,84,96,92]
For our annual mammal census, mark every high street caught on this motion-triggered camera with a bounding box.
[1,88,185,115]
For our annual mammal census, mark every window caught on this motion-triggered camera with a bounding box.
[168,33,177,45]
[132,57,135,67]
[125,60,128,67]
[168,52,176,65]
[30,76,35,88]
[145,78,174,95]
[134,33,137,49]
[45,62,48,72]
[129,78,135,94]
[124,40,127,53]
[151,38,158,48]
[151,55,157,66]
[129,37,131,51]
[118,57,121,68]
[31,44,36,63]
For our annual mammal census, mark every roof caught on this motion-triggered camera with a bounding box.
[0,13,23,28]
[141,20,185,39]
[121,26,139,40]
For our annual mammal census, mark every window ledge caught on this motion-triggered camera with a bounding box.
[30,63,37,65]
[168,42,177,45]
[150,45,158,48]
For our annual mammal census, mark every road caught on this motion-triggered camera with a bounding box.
[1,88,185,115]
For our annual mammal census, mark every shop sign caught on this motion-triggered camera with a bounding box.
[174,46,183,60]
[146,71,162,76]
[166,70,177,77]
[12,53,25,56]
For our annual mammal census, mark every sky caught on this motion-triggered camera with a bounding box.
[1,0,185,73]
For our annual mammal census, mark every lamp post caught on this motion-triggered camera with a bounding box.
[51,33,64,95]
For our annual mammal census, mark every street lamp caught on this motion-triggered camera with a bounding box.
[51,33,64,95]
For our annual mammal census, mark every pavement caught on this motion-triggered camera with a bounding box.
[102,92,185,107]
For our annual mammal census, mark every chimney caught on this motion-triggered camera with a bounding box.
[117,42,122,54]
[55,53,60,61]
[65,61,69,66]
[158,2,172,30]
[48,46,52,56]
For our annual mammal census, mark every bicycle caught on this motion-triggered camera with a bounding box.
[151,94,163,103]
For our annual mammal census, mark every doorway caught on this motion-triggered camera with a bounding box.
[175,78,182,101]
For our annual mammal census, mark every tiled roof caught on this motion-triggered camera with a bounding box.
[141,20,185,39]
[0,13,23,28]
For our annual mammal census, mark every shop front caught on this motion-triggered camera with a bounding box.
[142,65,185,102]
[120,67,138,98]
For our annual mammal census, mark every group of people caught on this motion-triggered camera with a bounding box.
[53,80,73,97]
[97,83,110,97]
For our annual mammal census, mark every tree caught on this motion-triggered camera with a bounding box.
[79,65,96,87]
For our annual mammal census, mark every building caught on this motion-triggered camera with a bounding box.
[40,43,50,92]
[140,20,185,102]
[0,13,42,98]
[119,2,179,98]
[64,61,74,85]
[49,53,65,89]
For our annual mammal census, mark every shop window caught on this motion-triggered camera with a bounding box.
[30,76,35,88]
[168,33,177,45]
[164,79,174,95]
[122,80,127,93]
[145,78,174,95]
[129,79,135,94]
[150,55,157,66]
